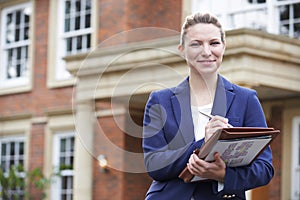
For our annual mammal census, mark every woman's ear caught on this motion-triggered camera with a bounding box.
[178,44,185,58]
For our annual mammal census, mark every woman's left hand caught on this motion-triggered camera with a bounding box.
[187,152,226,182]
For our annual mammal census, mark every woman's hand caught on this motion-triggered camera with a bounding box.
[187,152,226,182]
[205,115,230,142]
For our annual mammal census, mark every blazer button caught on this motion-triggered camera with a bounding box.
[223,194,236,199]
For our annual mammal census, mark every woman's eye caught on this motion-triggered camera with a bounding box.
[190,43,200,47]
[211,41,221,46]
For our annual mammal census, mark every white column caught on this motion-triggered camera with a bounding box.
[73,100,95,200]
[267,0,277,34]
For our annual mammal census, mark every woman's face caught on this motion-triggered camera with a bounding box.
[179,23,225,76]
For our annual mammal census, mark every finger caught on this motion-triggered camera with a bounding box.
[213,152,226,168]
[209,116,229,128]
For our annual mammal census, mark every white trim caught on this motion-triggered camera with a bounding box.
[56,0,92,81]
[47,0,96,88]
[291,117,300,200]
[0,2,32,89]
[0,135,25,172]
[51,131,75,200]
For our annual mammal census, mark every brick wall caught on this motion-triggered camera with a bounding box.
[93,114,125,200]
[98,0,181,45]
[268,106,283,200]
[28,122,46,199]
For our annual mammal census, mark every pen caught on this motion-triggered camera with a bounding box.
[199,111,233,127]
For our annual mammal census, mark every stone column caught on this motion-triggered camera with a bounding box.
[73,100,95,200]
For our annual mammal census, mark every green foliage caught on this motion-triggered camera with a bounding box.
[0,165,25,199]
[0,165,57,200]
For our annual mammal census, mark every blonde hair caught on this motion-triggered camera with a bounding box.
[180,13,225,46]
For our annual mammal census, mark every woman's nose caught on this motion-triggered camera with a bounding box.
[201,44,211,57]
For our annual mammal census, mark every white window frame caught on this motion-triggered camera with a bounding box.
[52,131,75,200]
[56,0,92,81]
[291,117,300,200]
[190,0,300,39]
[0,135,26,199]
[48,0,96,88]
[0,2,32,91]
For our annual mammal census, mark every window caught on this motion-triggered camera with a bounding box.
[52,132,75,200]
[0,3,31,89]
[191,0,300,40]
[291,117,300,200]
[248,0,266,3]
[56,0,92,81]
[0,136,25,199]
[63,0,91,55]
[279,3,300,39]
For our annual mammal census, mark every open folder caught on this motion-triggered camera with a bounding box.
[178,127,280,183]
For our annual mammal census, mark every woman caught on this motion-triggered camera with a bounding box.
[142,12,274,199]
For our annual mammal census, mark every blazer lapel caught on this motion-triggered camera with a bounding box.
[171,78,195,145]
[170,76,235,146]
[211,75,235,117]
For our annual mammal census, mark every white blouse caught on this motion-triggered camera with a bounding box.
[191,103,213,141]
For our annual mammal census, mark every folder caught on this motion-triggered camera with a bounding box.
[178,127,280,183]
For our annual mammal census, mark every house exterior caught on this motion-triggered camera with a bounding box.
[0,0,299,200]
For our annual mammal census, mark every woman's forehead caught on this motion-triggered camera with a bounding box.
[185,23,222,40]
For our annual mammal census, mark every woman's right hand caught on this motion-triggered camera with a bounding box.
[204,115,229,142]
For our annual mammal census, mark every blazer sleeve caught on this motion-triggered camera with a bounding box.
[215,89,274,198]
[143,91,202,181]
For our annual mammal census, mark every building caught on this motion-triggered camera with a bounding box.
[0,0,299,200]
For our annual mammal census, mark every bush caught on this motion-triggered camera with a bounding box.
[0,165,55,200]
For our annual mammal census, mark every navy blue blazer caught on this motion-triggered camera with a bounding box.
[143,75,274,200]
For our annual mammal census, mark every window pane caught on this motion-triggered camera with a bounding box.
[294,23,300,39]
[70,156,74,169]
[65,0,71,14]
[65,18,71,32]
[1,161,5,171]
[2,143,6,155]
[75,0,81,12]
[19,142,24,155]
[16,10,21,25]
[61,138,66,152]
[85,13,90,28]
[280,24,289,36]
[25,13,30,23]
[60,157,66,166]
[86,0,91,10]
[62,176,68,189]
[75,16,80,30]
[280,5,289,21]
[66,38,72,53]
[62,194,67,200]
[86,34,91,49]
[70,137,75,151]
[248,0,266,3]
[24,27,29,40]
[76,36,82,50]
[10,142,15,155]
[15,28,20,42]
[294,3,300,18]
